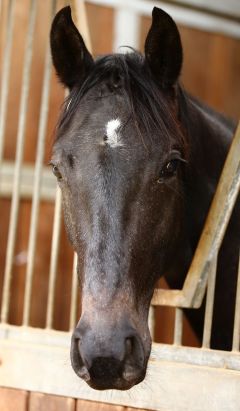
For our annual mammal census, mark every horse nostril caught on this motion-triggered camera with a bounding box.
[125,334,145,367]
[125,337,133,356]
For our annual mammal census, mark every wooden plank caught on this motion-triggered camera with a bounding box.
[1,335,240,411]
[86,3,114,55]
[125,409,149,411]
[77,399,124,411]
[29,392,75,411]
[0,387,28,411]
[77,401,148,411]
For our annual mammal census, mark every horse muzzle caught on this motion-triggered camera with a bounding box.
[70,314,150,390]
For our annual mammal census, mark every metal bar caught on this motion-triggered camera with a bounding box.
[0,161,56,201]
[0,0,37,324]
[22,0,57,326]
[148,306,155,340]
[113,7,140,52]
[232,253,240,351]
[202,255,218,349]
[152,289,186,307]
[46,187,62,329]
[0,0,15,169]
[69,253,78,331]
[173,308,183,345]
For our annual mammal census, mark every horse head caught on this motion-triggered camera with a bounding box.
[50,6,188,390]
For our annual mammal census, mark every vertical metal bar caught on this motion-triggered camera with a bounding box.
[22,0,57,326]
[46,187,62,329]
[1,0,37,324]
[202,255,218,348]
[173,308,183,345]
[148,306,155,341]
[113,7,140,52]
[69,253,78,331]
[232,254,240,351]
[0,0,15,169]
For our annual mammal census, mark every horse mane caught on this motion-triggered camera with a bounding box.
[56,51,187,152]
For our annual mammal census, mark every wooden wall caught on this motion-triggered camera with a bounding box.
[1,0,240,341]
[0,388,149,411]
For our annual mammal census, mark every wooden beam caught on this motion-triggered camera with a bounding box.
[29,392,75,411]
[0,387,29,411]
[77,400,124,411]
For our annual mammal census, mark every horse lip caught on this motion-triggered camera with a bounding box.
[77,366,90,382]
[85,365,146,391]
[86,377,138,391]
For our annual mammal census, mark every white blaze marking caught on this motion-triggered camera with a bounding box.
[105,118,122,147]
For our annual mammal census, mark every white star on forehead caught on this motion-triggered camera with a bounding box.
[105,118,123,148]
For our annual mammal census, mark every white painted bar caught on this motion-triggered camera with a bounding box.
[87,0,240,39]
[174,308,183,345]
[1,325,239,371]
[113,7,140,51]
[46,187,62,329]
[0,161,56,200]
[148,306,155,340]
[202,255,217,348]
[173,0,240,17]
[0,0,15,168]
[0,0,37,324]
[232,254,240,351]
[23,0,57,326]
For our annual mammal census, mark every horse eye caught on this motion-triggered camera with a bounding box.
[159,159,179,180]
[52,165,62,180]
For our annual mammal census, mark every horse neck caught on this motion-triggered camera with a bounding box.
[184,94,236,237]
[166,92,236,288]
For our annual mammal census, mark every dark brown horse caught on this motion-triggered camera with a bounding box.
[50,6,239,390]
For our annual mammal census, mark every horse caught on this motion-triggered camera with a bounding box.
[50,6,240,390]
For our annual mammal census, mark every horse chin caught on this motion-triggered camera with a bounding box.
[71,353,148,391]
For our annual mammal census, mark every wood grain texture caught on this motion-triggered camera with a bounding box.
[86,3,114,56]
[0,387,29,411]
[77,399,124,411]
[29,392,75,411]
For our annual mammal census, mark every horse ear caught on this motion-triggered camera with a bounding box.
[144,7,183,88]
[50,6,94,89]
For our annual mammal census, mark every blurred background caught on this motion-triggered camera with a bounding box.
[0,0,240,345]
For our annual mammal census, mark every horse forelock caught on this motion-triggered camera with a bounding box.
[55,52,188,155]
